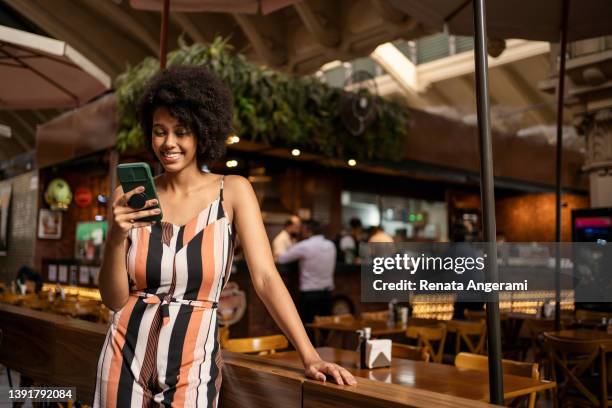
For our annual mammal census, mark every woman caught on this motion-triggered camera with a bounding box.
[94,66,355,407]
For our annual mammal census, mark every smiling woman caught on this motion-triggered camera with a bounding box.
[138,66,234,169]
[94,66,355,408]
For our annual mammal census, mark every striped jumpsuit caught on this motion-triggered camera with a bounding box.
[94,178,234,407]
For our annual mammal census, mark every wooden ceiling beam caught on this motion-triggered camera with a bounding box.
[370,0,414,26]
[0,112,33,151]
[31,110,45,123]
[293,0,340,48]
[499,65,556,123]
[82,0,159,55]
[232,14,287,67]
[171,13,206,44]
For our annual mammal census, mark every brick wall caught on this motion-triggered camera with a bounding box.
[0,171,39,283]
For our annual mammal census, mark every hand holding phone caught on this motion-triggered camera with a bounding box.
[109,185,161,240]
[109,163,163,241]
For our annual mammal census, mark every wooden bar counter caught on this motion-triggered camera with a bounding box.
[0,304,497,407]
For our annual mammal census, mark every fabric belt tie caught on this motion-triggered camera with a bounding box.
[131,291,218,326]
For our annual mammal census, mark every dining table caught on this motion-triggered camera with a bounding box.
[307,317,441,347]
[264,347,557,403]
[547,329,612,343]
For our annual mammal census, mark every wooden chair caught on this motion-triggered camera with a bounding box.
[361,310,389,321]
[544,332,611,408]
[446,319,486,355]
[455,352,540,408]
[405,323,447,363]
[314,314,354,324]
[223,334,289,355]
[525,319,563,379]
[313,314,354,346]
[391,343,430,362]
[464,309,487,321]
[576,309,612,325]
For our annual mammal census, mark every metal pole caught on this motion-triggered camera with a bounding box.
[554,0,570,332]
[160,0,170,69]
[472,0,504,404]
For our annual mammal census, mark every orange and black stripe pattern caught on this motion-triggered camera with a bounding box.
[94,178,234,407]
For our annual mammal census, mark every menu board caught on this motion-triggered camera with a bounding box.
[58,265,68,283]
[48,264,57,282]
[79,266,90,285]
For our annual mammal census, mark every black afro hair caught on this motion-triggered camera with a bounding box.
[138,65,234,167]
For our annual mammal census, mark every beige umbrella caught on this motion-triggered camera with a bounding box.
[0,25,111,110]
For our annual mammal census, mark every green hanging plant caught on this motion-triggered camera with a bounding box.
[115,36,409,162]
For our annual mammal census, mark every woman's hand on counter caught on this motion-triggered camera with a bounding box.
[304,358,357,386]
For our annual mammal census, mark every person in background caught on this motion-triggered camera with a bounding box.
[15,265,43,294]
[368,225,394,243]
[272,214,301,260]
[451,224,485,320]
[277,220,336,328]
[339,217,364,263]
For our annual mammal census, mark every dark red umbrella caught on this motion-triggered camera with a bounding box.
[129,0,301,68]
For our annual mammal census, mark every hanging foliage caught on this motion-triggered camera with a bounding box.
[115,37,409,161]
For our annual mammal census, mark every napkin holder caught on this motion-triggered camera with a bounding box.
[365,338,392,369]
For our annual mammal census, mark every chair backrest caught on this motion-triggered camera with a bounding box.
[575,309,612,324]
[405,323,447,363]
[223,334,289,355]
[543,332,606,407]
[314,313,354,324]
[455,352,538,379]
[392,343,430,362]
[463,309,487,321]
[361,310,389,321]
[455,352,539,408]
[446,319,486,354]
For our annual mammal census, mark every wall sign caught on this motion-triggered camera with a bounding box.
[38,209,62,239]
[74,186,93,208]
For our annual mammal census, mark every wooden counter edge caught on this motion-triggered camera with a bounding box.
[223,351,497,408]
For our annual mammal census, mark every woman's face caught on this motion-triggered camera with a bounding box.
[151,106,198,173]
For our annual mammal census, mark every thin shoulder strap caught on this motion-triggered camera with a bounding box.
[219,175,225,201]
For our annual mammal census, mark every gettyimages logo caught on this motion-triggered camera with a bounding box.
[361,242,612,303]
[372,253,487,275]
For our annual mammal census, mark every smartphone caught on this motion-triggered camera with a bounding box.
[117,162,163,223]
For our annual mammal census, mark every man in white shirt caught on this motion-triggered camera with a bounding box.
[272,215,301,260]
[277,220,336,327]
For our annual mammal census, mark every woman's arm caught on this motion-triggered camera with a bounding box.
[226,175,356,386]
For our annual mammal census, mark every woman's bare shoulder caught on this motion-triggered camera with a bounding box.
[222,175,255,204]
[222,174,250,188]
